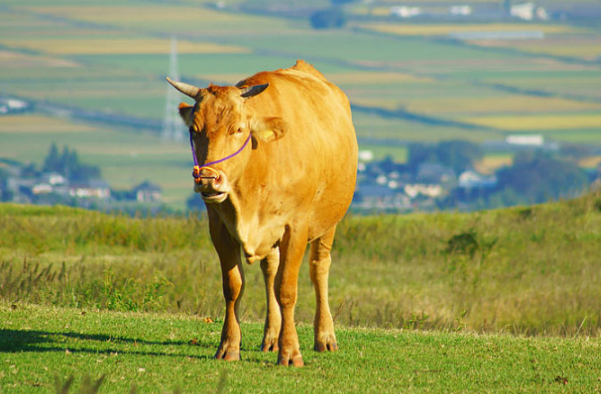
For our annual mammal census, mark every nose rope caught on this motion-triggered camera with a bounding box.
[190,132,252,183]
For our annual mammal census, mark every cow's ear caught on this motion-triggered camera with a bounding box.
[251,117,287,143]
[178,102,194,126]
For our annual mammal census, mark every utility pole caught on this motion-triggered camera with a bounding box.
[162,35,186,143]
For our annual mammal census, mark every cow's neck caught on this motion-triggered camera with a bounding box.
[208,180,272,264]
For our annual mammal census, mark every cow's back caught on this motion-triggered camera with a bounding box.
[239,61,358,240]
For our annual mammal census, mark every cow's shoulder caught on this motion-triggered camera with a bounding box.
[236,60,327,89]
[288,59,327,81]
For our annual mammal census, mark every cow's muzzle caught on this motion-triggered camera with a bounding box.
[194,167,229,203]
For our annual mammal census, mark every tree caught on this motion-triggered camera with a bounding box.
[406,143,437,173]
[43,143,60,171]
[495,151,589,205]
[41,144,102,182]
[436,140,483,174]
[310,8,346,29]
[406,140,482,175]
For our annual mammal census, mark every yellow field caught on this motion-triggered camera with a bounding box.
[18,5,289,31]
[469,38,601,61]
[515,44,601,61]
[0,50,80,68]
[329,71,433,85]
[407,96,601,115]
[1,37,249,55]
[579,156,601,169]
[359,23,576,37]
[0,115,98,133]
[464,114,601,131]
[475,155,513,174]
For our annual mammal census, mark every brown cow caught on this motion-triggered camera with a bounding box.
[167,60,357,366]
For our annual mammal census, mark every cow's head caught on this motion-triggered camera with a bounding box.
[167,78,286,203]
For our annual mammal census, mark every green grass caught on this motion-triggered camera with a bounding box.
[2,302,601,393]
[2,190,601,337]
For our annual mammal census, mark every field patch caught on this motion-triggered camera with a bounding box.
[0,115,98,134]
[469,36,601,61]
[19,5,291,34]
[329,71,433,85]
[1,37,249,55]
[0,49,80,68]
[464,114,601,131]
[358,23,576,37]
[407,95,601,116]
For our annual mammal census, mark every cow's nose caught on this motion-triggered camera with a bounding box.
[195,168,228,192]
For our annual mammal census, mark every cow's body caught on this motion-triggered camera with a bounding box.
[169,60,357,366]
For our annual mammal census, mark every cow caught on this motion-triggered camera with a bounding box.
[167,60,357,367]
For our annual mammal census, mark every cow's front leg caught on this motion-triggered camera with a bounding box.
[275,225,308,367]
[210,218,244,361]
[260,249,281,352]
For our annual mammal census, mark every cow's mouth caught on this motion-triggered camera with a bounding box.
[201,191,227,203]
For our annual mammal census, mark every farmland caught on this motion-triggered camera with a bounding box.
[1,0,601,209]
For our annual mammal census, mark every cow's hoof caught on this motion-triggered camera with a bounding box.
[314,341,338,352]
[214,349,240,361]
[261,340,279,353]
[277,355,304,367]
[261,340,279,352]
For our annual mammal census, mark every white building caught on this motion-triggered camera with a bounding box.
[450,5,472,16]
[390,6,421,18]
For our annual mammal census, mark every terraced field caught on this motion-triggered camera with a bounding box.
[1,0,600,209]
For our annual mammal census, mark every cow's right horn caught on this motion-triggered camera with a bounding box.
[166,77,200,99]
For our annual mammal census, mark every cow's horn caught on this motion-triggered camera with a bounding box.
[240,83,269,99]
[166,77,200,99]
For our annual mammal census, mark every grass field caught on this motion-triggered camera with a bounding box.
[2,194,601,391]
[2,190,601,336]
[2,302,601,393]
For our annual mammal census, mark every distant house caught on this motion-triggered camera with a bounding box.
[353,185,411,211]
[458,170,498,189]
[69,179,111,199]
[511,2,549,20]
[404,184,444,198]
[41,172,67,186]
[450,5,472,16]
[132,181,162,203]
[506,134,544,146]
[390,6,421,18]
[417,163,456,184]
[0,98,31,115]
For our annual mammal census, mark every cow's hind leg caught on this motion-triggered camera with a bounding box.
[309,227,338,352]
[260,249,281,352]
[210,217,245,361]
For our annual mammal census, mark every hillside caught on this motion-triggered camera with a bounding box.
[2,189,601,337]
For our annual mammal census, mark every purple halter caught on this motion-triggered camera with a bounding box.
[190,132,252,182]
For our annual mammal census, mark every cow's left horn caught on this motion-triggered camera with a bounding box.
[166,77,200,99]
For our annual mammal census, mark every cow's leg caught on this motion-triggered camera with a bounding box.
[309,226,338,352]
[275,225,308,367]
[209,217,244,361]
[260,248,281,352]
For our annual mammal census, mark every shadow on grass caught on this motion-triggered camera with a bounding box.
[0,328,215,360]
